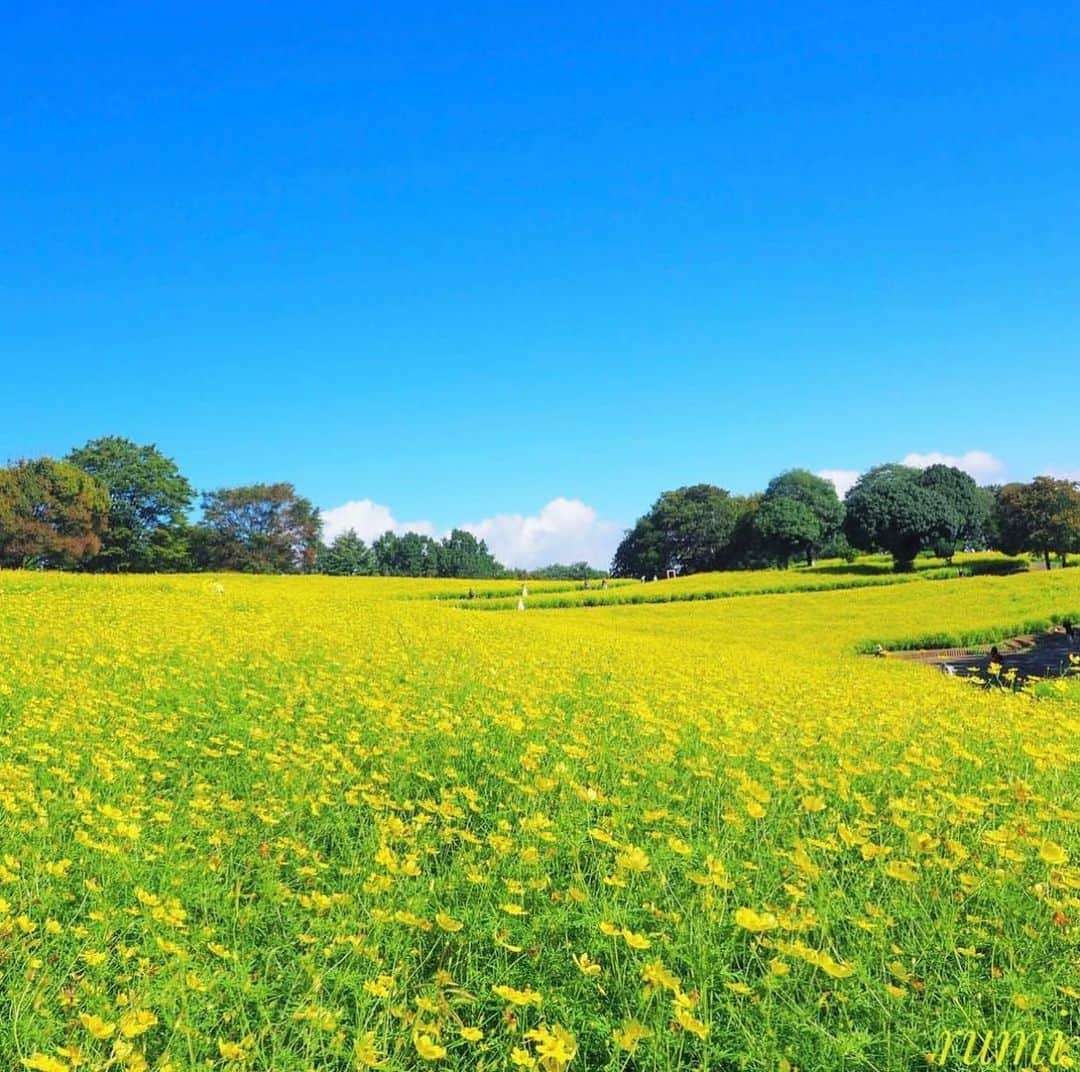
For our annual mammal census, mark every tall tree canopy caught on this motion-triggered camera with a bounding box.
[66,436,194,571]
[0,458,111,569]
[754,469,844,566]
[195,483,321,573]
[995,477,1080,569]
[612,484,741,577]
[317,530,373,575]
[370,531,441,576]
[844,463,984,571]
[437,529,503,578]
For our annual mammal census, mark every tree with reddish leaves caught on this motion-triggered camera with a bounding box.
[995,476,1080,570]
[193,483,322,573]
[0,457,111,569]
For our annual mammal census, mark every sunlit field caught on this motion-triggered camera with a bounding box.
[451,553,1028,611]
[3,566,1080,1071]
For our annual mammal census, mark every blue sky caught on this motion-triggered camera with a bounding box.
[3,3,1079,565]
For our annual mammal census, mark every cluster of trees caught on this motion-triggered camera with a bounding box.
[613,465,1080,576]
[0,437,510,578]
[320,528,503,578]
[5,437,1078,580]
[611,471,850,577]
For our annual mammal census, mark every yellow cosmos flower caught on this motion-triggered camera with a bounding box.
[413,1034,447,1061]
[524,1024,577,1068]
[734,907,779,932]
[78,1013,115,1039]
[884,859,919,883]
[1040,840,1069,865]
[492,984,543,1006]
[21,1056,69,1072]
[118,1009,158,1038]
[613,1018,653,1053]
[615,846,651,872]
[353,1031,383,1068]
[674,1006,709,1040]
[572,951,601,978]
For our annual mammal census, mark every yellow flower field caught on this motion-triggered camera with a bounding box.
[2,567,1080,1070]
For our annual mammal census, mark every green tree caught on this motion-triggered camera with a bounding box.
[973,485,1000,551]
[195,483,321,573]
[754,497,819,568]
[844,464,981,572]
[918,464,989,560]
[755,469,844,566]
[0,458,111,569]
[437,529,504,578]
[724,493,771,569]
[994,477,1080,569]
[66,436,194,571]
[611,516,667,578]
[612,484,740,577]
[526,562,605,580]
[370,530,442,576]
[370,532,402,575]
[318,530,373,575]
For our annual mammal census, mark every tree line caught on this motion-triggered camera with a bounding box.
[0,437,515,577]
[612,465,1080,576]
[4,437,1077,579]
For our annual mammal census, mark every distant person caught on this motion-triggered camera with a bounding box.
[467,587,476,600]
[601,578,608,590]
[989,646,1004,668]
[521,583,528,597]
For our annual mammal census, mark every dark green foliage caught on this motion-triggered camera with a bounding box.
[318,530,373,575]
[437,529,503,578]
[754,497,819,567]
[917,464,990,558]
[844,464,984,572]
[195,483,322,573]
[370,531,440,576]
[0,458,111,569]
[754,469,845,567]
[368,529,505,578]
[612,484,742,577]
[66,436,194,572]
[521,562,607,580]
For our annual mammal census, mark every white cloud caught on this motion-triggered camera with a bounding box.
[461,498,624,570]
[320,495,624,569]
[816,469,860,498]
[901,450,1005,482]
[820,451,1007,496]
[1045,468,1080,482]
[321,499,436,543]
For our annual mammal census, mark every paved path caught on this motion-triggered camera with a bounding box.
[887,631,1078,680]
